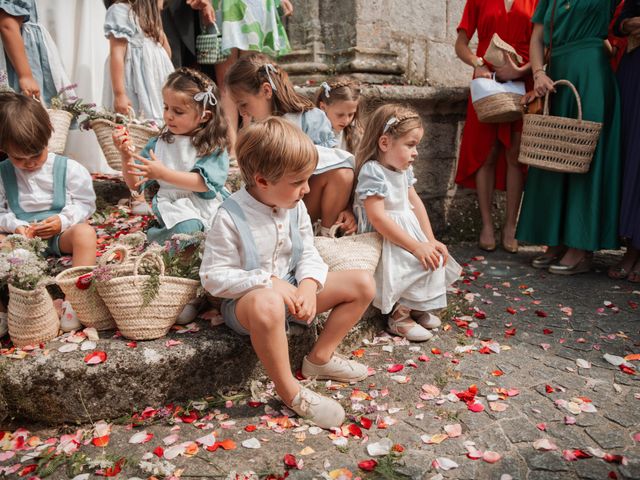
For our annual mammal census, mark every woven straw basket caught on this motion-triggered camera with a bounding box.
[97,251,199,340]
[473,93,523,123]
[519,80,602,174]
[7,284,60,347]
[314,227,383,274]
[90,108,158,170]
[47,109,73,154]
[55,246,132,331]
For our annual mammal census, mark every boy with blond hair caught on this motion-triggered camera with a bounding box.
[200,117,375,429]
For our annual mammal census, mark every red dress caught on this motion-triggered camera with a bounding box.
[456,0,538,191]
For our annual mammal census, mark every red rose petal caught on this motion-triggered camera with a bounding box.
[358,459,378,472]
[84,351,107,365]
[348,423,363,438]
[387,364,404,373]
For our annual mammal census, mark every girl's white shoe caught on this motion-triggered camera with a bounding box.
[387,305,433,342]
[411,311,442,329]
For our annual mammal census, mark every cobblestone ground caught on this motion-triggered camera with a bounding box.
[1,245,639,480]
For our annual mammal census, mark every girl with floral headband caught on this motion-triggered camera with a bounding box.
[354,104,462,342]
[315,77,363,154]
[225,53,357,237]
[113,67,230,247]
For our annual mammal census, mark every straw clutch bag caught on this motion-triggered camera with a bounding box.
[484,33,523,67]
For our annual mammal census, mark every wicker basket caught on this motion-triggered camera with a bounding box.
[97,251,199,340]
[7,284,60,347]
[90,108,159,170]
[314,227,383,274]
[55,246,132,331]
[47,109,74,154]
[473,93,523,123]
[519,80,602,174]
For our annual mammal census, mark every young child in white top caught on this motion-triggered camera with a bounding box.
[200,117,375,429]
[225,53,357,237]
[353,104,462,342]
[315,77,362,154]
[113,68,229,246]
[0,93,96,266]
[0,93,97,336]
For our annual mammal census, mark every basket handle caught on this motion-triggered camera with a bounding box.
[543,79,582,120]
[133,250,166,277]
[98,245,130,267]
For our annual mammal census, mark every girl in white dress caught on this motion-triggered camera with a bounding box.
[226,53,357,237]
[354,104,462,342]
[113,68,229,245]
[315,77,363,154]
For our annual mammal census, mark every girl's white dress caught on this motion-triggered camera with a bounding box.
[354,161,461,314]
[102,3,174,123]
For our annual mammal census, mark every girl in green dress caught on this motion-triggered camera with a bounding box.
[516,0,622,275]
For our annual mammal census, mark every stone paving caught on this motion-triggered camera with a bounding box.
[1,244,639,479]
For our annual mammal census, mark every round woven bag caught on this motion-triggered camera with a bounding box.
[90,108,159,170]
[314,227,383,274]
[7,284,60,347]
[55,246,132,331]
[519,79,602,174]
[97,251,199,340]
[47,109,73,154]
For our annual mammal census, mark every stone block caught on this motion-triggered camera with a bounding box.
[387,0,447,40]
[501,417,543,444]
[426,40,472,87]
[585,423,629,449]
[447,0,468,40]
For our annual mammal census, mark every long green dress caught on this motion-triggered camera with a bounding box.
[516,0,622,251]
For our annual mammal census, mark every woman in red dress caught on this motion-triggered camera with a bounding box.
[455,0,538,252]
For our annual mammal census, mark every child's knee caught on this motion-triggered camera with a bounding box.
[247,290,286,330]
[332,168,354,189]
[353,271,376,302]
[71,224,97,245]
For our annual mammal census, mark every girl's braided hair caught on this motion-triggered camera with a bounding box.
[160,67,228,157]
[354,103,422,180]
[315,77,363,153]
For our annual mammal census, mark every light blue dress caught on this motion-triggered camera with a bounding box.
[354,161,461,314]
[139,136,230,244]
[102,3,174,123]
[283,108,354,174]
[0,0,71,103]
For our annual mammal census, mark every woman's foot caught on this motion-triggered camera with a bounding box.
[629,258,640,283]
[478,225,496,252]
[548,249,593,275]
[501,225,518,254]
[608,248,639,280]
[531,245,566,269]
[387,305,432,342]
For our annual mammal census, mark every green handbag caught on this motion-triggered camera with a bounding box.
[196,22,227,65]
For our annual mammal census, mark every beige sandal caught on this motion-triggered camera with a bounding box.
[387,305,433,342]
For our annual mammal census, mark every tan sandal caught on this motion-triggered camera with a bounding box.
[387,305,433,342]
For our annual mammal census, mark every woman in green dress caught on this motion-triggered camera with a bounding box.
[516,0,622,274]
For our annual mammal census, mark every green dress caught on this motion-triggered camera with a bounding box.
[516,0,622,251]
[213,0,291,58]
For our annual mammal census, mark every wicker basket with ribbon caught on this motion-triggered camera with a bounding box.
[314,227,383,274]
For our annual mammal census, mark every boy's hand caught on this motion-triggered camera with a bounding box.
[130,150,170,186]
[433,240,449,265]
[271,277,301,316]
[295,279,318,323]
[412,242,440,271]
[335,209,357,235]
[32,215,62,239]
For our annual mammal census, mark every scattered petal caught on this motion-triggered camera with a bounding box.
[241,438,261,449]
[483,451,502,463]
[432,457,459,471]
[84,351,107,365]
[533,438,558,451]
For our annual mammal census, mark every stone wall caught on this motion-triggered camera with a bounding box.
[283,0,477,86]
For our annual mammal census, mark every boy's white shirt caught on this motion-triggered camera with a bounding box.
[0,153,96,233]
[200,187,328,300]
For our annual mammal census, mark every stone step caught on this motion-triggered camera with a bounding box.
[0,307,383,425]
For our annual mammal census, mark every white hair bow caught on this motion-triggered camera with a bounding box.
[382,116,398,134]
[193,85,218,111]
[321,81,331,98]
[263,64,278,91]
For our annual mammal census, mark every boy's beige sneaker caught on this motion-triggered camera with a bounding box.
[302,354,368,382]
[289,386,345,429]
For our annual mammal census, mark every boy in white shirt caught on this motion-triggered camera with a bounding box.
[200,117,375,429]
[0,93,97,265]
